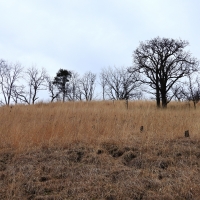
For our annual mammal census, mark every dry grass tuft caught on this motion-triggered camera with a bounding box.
[0,100,200,199]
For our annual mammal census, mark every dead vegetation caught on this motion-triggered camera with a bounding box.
[0,101,200,199]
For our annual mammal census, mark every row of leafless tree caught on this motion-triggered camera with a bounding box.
[0,58,145,105]
[1,37,200,107]
[0,58,199,107]
[0,60,97,105]
[0,60,48,105]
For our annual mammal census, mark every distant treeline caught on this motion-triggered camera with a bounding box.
[0,37,199,108]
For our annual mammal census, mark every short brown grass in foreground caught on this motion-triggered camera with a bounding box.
[0,101,200,199]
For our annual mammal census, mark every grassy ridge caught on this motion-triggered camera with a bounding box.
[0,101,199,150]
[0,101,200,199]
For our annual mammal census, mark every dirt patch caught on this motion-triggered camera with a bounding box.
[0,163,6,171]
[121,151,137,165]
[100,142,132,158]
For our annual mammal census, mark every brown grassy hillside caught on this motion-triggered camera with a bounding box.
[0,101,200,199]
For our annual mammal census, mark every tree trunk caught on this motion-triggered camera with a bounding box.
[156,68,160,108]
[161,91,167,108]
[193,101,196,109]
[156,87,160,108]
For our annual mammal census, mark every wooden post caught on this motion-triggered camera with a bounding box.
[185,130,189,137]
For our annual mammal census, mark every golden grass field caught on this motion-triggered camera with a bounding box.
[0,101,200,199]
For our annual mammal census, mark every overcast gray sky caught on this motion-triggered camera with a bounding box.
[0,0,200,77]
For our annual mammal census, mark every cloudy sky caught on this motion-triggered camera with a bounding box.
[0,0,200,78]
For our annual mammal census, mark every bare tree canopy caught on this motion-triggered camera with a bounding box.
[13,66,48,104]
[0,60,23,105]
[172,74,200,109]
[47,77,60,103]
[100,66,142,100]
[66,71,82,101]
[79,71,96,101]
[131,37,199,108]
[1,37,200,106]
[99,70,106,100]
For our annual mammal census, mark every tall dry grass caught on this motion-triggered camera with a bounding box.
[0,100,199,152]
[1,100,200,199]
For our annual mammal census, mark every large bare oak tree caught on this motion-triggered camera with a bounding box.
[131,37,199,108]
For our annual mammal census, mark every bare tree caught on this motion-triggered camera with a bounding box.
[131,37,199,108]
[171,84,185,102]
[180,74,200,109]
[66,71,82,101]
[12,85,27,104]
[14,66,48,104]
[79,71,96,101]
[47,77,60,102]
[101,66,141,100]
[99,70,106,100]
[0,60,23,105]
